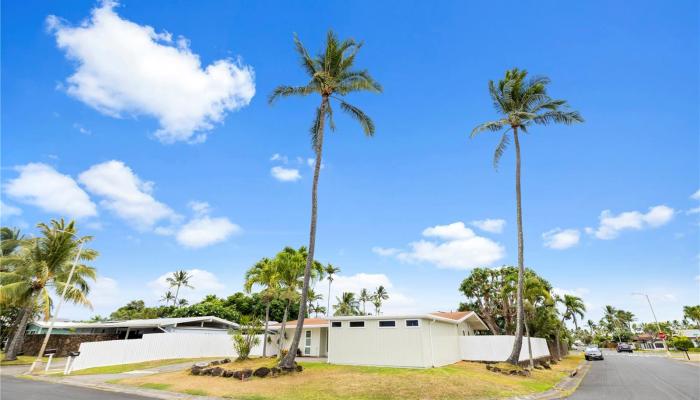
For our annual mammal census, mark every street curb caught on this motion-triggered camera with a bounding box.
[506,359,590,400]
[16,374,220,400]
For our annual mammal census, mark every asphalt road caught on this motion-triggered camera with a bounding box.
[0,375,154,400]
[570,351,700,399]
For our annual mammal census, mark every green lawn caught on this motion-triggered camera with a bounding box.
[0,352,58,366]
[117,355,584,400]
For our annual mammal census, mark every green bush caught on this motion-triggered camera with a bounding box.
[686,347,700,352]
[671,336,694,351]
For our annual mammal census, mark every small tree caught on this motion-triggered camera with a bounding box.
[231,316,262,361]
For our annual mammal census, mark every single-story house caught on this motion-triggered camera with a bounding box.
[679,329,700,347]
[272,311,490,368]
[27,316,239,339]
[22,316,239,357]
[270,318,329,357]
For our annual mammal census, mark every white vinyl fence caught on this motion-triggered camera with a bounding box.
[459,336,550,362]
[70,333,278,372]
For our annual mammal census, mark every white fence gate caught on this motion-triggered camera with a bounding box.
[459,336,550,362]
[70,333,278,372]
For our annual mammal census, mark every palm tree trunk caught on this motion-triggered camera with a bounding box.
[326,280,331,317]
[525,314,534,370]
[174,284,181,306]
[506,127,525,365]
[4,302,33,361]
[280,97,327,370]
[278,300,290,359]
[555,329,562,361]
[262,301,270,357]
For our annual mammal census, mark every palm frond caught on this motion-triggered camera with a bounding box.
[470,119,507,138]
[293,33,318,77]
[339,100,375,136]
[268,85,315,104]
[493,132,511,170]
[533,110,584,125]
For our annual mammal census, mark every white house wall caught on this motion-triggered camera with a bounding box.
[424,320,462,367]
[279,327,325,357]
[329,318,430,368]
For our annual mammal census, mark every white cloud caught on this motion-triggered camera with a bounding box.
[552,287,590,298]
[79,160,175,230]
[5,163,97,218]
[542,228,580,250]
[378,222,505,270]
[270,153,288,163]
[588,205,674,240]
[314,272,417,315]
[48,1,255,143]
[0,200,22,218]
[73,123,92,135]
[176,216,240,248]
[271,166,301,182]
[372,246,401,256]
[149,268,226,301]
[691,189,700,201]
[88,276,121,308]
[471,218,506,234]
[188,201,211,216]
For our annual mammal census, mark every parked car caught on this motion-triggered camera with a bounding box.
[617,343,633,353]
[584,345,604,361]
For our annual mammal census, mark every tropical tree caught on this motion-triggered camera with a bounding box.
[269,30,381,370]
[160,291,175,306]
[587,319,597,335]
[166,270,193,305]
[0,219,97,361]
[324,264,340,317]
[471,68,583,365]
[523,273,552,369]
[372,286,389,315]
[310,303,326,318]
[683,305,700,328]
[334,292,360,316]
[177,298,189,307]
[359,288,371,315]
[1,227,24,257]
[562,295,586,331]
[306,288,323,318]
[244,257,279,357]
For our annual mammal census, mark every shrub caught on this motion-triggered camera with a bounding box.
[230,315,262,361]
[671,336,694,351]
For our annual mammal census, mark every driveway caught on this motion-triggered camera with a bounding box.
[1,375,154,400]
[570,350,700,399]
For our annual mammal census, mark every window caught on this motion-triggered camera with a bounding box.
[405,319,420,327]
[379,320,396,328]
[349,321,365,328]
[331,321,342,328]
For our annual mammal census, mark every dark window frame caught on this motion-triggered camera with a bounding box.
[405,319,420,327]
[331,321,342,328]
[379,320,396,328]
[349,321,365,328]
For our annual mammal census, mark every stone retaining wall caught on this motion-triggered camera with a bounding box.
[22,334,120,357]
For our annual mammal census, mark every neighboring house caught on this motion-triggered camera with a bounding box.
[23,316,239,357]
[632,333,667,350]
[327,311,489,368]
[679,329,700,347]
[27,316,239,339]
[270,318,329,357]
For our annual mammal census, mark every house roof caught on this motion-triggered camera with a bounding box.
[328,311,490,330]
[29,316,239,330]
[271,318,328,329]
[680,329,700,338]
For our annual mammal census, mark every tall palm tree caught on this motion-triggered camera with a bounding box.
[562,294,586,330]
[306,288,322,318]
[471,68,583,365]
[1,227,24,258]
[325,264,340,317]
[166,270,193,306]
[523,274,552,369]
[177,298,188,307]
[587,319,597,335]
[270,30,381,370]
[244,257,279,357]
[359,288,371,315]
[372,286,389,315]
[333,292,360,316]
[160,291,175,306]
[0,219,97,361]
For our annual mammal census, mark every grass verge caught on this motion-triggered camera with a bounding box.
[115,354,584,400]
[68,357,217,375]
[0,352,58,366]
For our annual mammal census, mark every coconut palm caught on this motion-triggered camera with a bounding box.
[160,291,175,305]
[471,68,583,365]
[306,288,322,318]
[562,294,586,330]
[244,257,279,357]
[587,319,597,335]
[359,288,371,315]
[523,274,552,369]
[270,30,381,370]
[310,303,326,318]
[166,270,193,306]
[0,219,97,361]
[324,264,340,317]
[371,286,389,315]
[333,292,360,316]
[1,227,24,258]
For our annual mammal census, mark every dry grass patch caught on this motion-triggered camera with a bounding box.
[116,355,583,400]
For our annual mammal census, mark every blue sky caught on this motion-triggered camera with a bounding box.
[2,0,698,324]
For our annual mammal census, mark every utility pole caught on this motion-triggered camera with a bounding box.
[632,292,669,355]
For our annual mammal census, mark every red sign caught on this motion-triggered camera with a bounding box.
[658,332,667,340]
